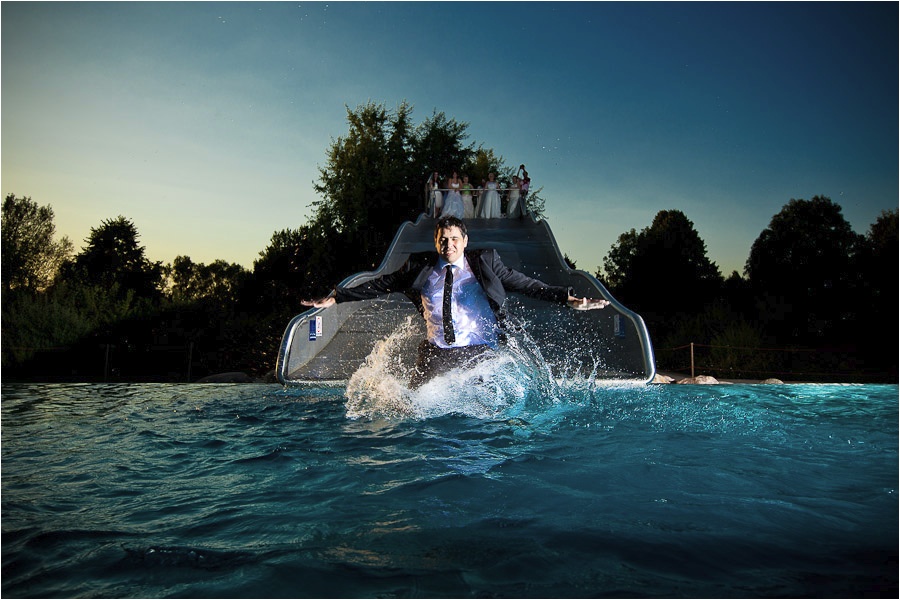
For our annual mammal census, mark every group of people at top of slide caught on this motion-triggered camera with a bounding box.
[425,164,531,220]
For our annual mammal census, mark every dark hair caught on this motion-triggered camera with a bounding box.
[435,216,467,239]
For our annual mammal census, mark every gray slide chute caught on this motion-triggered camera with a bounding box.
[276,214,656,385]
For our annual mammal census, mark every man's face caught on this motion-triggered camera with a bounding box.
[436,226,468,264]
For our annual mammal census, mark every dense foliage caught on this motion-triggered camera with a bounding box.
[1,104,896,382]
[597,198,897,380]
[2,194,73,292]
[745,196,864,344]
[599,209,722,325]
[61,215,164,303]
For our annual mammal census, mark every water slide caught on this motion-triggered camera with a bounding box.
[276,214,656,384]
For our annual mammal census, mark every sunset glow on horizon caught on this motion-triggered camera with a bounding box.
[3,2,896,277]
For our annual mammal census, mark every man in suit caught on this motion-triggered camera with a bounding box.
[303,216,608,387]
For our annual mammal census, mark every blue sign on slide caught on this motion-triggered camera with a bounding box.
[308,316,323,341]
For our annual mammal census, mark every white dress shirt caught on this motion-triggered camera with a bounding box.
[421,256,498,349]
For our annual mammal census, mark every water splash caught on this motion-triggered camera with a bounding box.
[343,317,619,421]
[338,318,823,439]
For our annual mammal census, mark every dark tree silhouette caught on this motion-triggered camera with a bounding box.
[745,196,864,344]
[856,209,898,376]
[411,109,476,188]
[599,210,723,330]
[63,215,163,302]
[165,256,249,305]
[2,194,73,292]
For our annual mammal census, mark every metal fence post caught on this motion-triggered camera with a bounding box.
[690,342,695,378]
[186,342,194,382]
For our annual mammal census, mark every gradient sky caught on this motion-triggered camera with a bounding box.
[3,2,897,277]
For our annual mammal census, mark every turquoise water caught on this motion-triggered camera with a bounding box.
[2,379,897,598]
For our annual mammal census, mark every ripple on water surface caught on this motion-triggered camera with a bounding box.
[1,380,897,598]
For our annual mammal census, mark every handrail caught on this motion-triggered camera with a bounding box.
[425,186,529,216]
[427,187,525,193]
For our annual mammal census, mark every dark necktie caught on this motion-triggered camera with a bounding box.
[443,265,455,344]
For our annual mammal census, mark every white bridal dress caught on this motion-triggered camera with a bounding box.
[441,181,465,219]
[506,186,521,218]
[478,181,501,218]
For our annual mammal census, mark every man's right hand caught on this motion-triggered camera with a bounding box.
[567,297,610,311]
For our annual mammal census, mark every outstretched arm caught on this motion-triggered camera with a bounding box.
[301,279,394,308]
[301,255,429,309]
[483,250,610,310]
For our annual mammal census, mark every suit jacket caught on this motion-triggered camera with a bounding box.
[334,249,571,326]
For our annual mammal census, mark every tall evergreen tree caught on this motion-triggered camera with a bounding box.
[64,216,163,302]
[313,101,416,233]
[412,110,475,183]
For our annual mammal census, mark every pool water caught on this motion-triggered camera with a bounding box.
[2,378,897,598]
